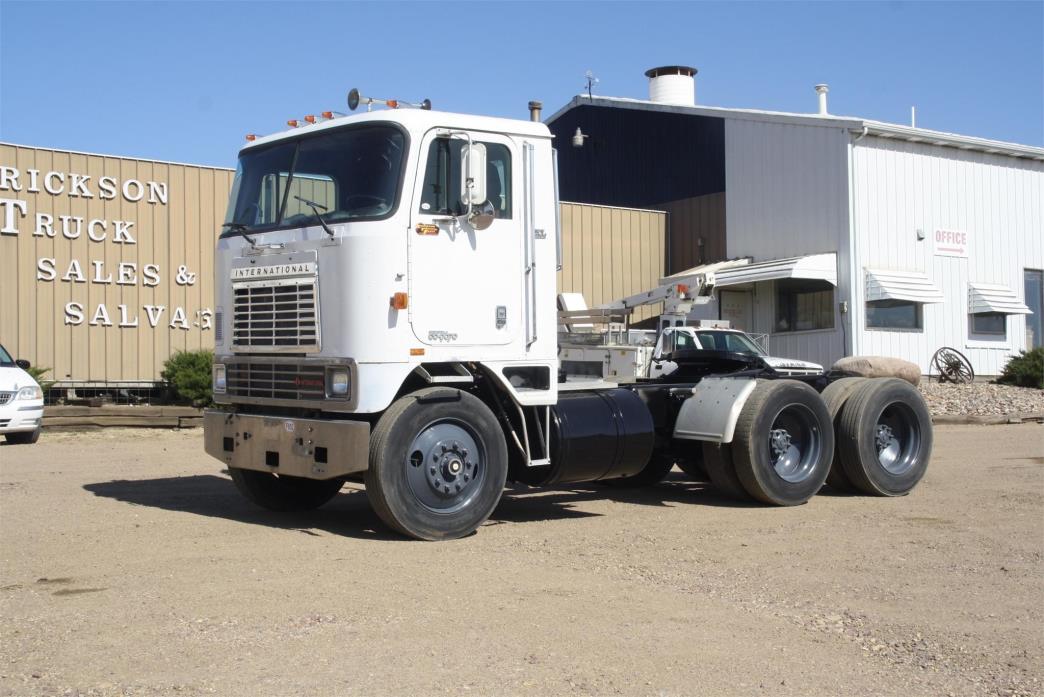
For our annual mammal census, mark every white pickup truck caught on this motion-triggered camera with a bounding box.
[648,325,824,379]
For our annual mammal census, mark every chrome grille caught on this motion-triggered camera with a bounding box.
[0,392,13,406]
[226,362,326,401]
[232,281,318,351]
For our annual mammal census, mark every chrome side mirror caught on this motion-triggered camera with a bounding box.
[468,200,496,231]
[460,142,487,210]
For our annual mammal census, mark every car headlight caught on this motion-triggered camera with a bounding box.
[16,385,42,400]
[327,367,349,398]
[213,364,227,393]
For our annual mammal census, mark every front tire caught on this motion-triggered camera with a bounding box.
[731,380,834,506]
[837,378,932,496]
[365,387,508,541]
[4,428,41,445]
[228,468,344,511]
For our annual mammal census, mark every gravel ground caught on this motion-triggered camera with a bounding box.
[1,424,1042,697]
[918,382,1044,418]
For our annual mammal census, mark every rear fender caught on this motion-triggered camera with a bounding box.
[672,377,758,444]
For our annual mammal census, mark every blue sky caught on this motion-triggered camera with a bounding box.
[1,1,1041,167]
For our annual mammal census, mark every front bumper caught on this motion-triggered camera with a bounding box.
[203,410,370,480]
[0,402,44,434]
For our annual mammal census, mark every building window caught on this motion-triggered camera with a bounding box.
[775,279,834,333]
[866,300,923,330]
[1026,269,1043,348]
[970,312,1007,337]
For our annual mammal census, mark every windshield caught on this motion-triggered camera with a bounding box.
[692,331,765,355]
[0,344,13,366]
[222,124,406,235]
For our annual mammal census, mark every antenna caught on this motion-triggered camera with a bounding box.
[584,70,599,99]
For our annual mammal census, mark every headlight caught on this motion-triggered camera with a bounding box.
[327,367,349,397]
[16,385,42,400]
[213,364,227,393]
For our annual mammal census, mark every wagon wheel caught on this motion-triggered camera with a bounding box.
[931,347,974,384]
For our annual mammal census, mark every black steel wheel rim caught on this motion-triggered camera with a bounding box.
[873,402,921,475]
[767,404,822,484]
[405,419,485,513]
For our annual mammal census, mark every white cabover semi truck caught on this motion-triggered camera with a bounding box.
[204,91,933,540]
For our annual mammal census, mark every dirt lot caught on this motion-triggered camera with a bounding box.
[0,424,1041,697]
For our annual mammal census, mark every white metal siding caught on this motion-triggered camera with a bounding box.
[851,136,1044,375]
[724,120,852,367]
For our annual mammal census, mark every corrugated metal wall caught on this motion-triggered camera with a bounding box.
[851,137,1044,375]
[724,120,851,367]
[557,202,666,324]
[0,143,234,385]
[656,192,726,274]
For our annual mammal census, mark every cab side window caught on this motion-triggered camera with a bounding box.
[419,138,512,219]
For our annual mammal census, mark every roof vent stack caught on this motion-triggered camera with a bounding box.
[815,84,829,115]
[645,66,698,106]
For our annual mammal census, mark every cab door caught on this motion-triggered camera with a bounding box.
[408,129,522,347]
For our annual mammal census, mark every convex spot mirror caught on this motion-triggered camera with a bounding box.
[459,142,487,208]
[468,200,496,231]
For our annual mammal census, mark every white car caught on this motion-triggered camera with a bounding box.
[0,343,44,445]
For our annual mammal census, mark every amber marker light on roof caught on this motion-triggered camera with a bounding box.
[245,134,257,141]
[386,100,398,109]
[287,119,299,128]
[321,111,333,119]
[304,115,316,124]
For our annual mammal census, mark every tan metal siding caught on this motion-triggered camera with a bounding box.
[557,203,666,323]
[657,192,726,273]
[0,143,234,385]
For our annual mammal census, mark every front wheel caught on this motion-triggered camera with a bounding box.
[228,468,344,511]
[4,428,41,445]
[365,387,508,541]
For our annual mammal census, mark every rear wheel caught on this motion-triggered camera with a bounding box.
[229,468,344,512]
[603,454,675,488]
[731,380,834,506]
[365,387,508,540]
[838,378,932,496]
[702,442,750,501]
[819,377,867,492]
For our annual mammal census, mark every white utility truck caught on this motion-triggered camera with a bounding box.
[204,91,933,540]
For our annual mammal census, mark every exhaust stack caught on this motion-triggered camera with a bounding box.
[528,100,543,122]
[815,84,829,115]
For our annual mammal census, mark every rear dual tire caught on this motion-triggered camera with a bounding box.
[703,380,834,506]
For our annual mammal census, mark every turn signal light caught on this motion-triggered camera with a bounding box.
[304,115,316,124]
[676,284,689,295]
[391,292,409,310]
[287,119,299,128]
[245,134,256,141]
[410,348,425,356]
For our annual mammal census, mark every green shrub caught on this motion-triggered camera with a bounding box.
[161,349,214,406]
[25,365,55,391]
[997,347,1043,389]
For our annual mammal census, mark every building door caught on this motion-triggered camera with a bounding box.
[1025,269,1043,348]
[720,290,753,331]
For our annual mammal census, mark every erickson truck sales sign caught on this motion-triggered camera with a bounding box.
[0,144,233,384]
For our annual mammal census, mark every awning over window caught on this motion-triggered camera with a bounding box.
[712,253,837,288]
[968,282,1032,315]
[865,269,944,304]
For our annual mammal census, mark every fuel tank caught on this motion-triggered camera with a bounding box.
[516,388,655,486]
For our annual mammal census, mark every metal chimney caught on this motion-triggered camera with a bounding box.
[815,84,829,115]
[528,100,543,122]
[645,66,697,106]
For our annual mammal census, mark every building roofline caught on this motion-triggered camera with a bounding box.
[0,141,237,171]
[545,95,1044,161]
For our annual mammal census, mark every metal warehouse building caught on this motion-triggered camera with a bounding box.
[547,67,1044,376]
